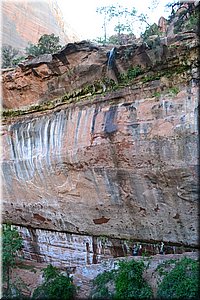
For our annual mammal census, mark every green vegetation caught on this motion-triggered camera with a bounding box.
[168,86,179,95]
[142,74,161,83]
[119,65,143,83]
[17,263,37,273]
[142,63,190,83]
[141,23,161,46]
[26,33,61,56]
[2,61,191,119]
[96,4,137,44]
[166,2,198,34]
[156,259,177,278]
[185,12,199,31]
[2,45,25,69]
[91,259,153,299]
[153,91,161,98]
[2,223,24,298]
[157,257,199,299]
[32,264,76,300]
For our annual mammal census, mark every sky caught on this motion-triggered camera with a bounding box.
[56,0,172,40]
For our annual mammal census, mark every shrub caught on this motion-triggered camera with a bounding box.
[92,269,116,298]
[26,33,61,56]
[157,257,199,299]
[2,224,23,298]
[114,259,153,299]
[119,65,142,83]
[32,264,76,300]
[91,259,153,299]
[141,23,161,41]
[2,45,24,68]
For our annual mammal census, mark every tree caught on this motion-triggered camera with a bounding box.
[91,259,153,299]
[141,23,161,40]
[2,224,23,298]
[26,33,62,56]
[96,5,137,44]
[96,6,115,44]
[157,257,199,299]
[2,45,24,69]
[32,264,77,299]
[165,1,198,33]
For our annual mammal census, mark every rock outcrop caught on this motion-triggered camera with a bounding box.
[2,32,199,264]
[2,0,80,53]
[2,32,197,110]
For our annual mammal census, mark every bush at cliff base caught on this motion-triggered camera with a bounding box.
[91,259,153,299]
[157,257,199,299]
[32,264,76,300]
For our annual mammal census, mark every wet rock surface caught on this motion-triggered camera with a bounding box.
[2,78,198,247]
[2,33,197,109]
[2,32,198,261]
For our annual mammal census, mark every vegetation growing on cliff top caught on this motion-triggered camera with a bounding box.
[2,45,25,69]
[2,60,190,119]
[95,2,164,45]
[2,34,62,69]
[26,33,62,56]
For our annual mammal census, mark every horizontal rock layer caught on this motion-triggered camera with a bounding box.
[17,226,195,267]
[2,32,197,109]
[2,80,198,246]
[2,34,199,255]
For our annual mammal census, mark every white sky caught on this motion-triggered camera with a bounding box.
[56,0,171,40]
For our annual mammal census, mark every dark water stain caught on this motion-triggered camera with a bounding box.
[33,213,46,222]
[26,227,44,263]
[104,106,117,134]
[74,110,82,146]
[92,236,97,264]
[91,106,99,134]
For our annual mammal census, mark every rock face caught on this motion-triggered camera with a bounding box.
[158,17,168,35]
[2,33,199,264]
[11,251,198,299]
[16,226,196,267]
[2,32,197,110]
[2,0,80,53]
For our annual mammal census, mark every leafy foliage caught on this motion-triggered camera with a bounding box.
[115,260,153,299]
[108,33,136,45]
[26,33,61,56]
[32,264,76,300]
[91,259,153,299]
[92,269,116,299]
[168,86,179,95]
[96,4,137,44]
[2,45,24,68]
[141,23,161,40]
[157,257,199,299]
[2,224,23,269]
[119,66,143,83]
[166,1,198,33]
[2,224,23,298]
[174,6,199,33]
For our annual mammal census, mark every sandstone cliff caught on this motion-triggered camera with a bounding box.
[2,0,80,53]
[2,31,198,264]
